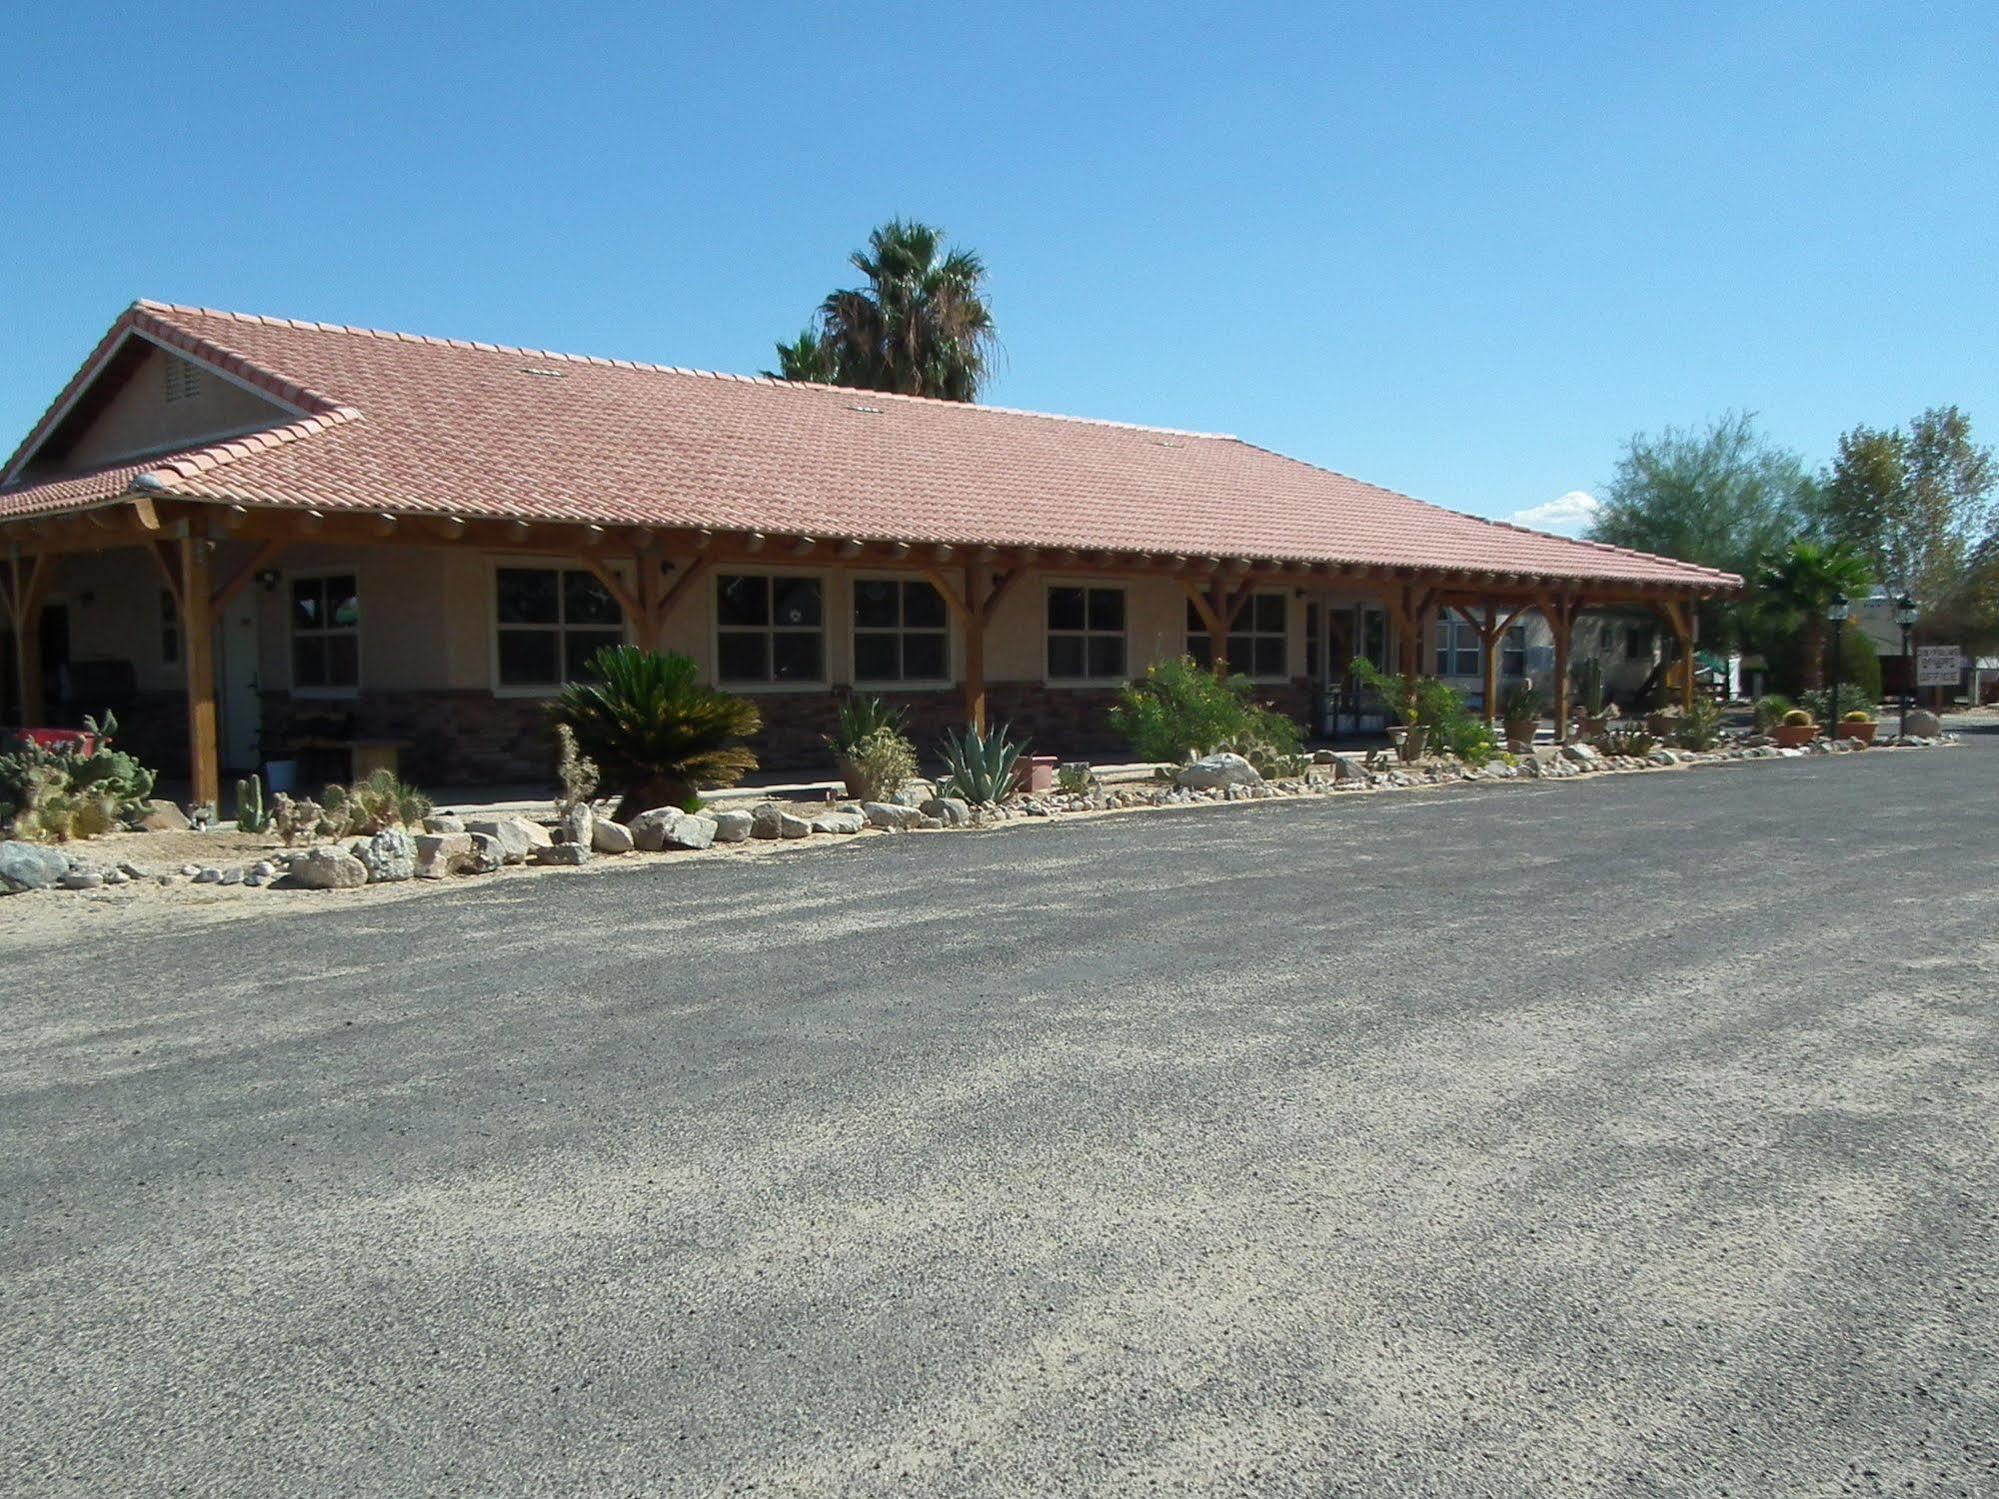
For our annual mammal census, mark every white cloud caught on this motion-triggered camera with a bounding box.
[1508,490,1599,537]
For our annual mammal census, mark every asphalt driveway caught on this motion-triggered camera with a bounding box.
[4,742,1996,1495]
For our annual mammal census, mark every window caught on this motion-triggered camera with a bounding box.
[1502,626,1527,678]
[1046,585,1126,680]
[160,589,180,666]
[1435,618,1482,677]
[716,574,824,684]
[291,574,360,691]
[1186,591,1287,677]
[854,577,949,683]
[1305,602,1320,684]
[495,566,625,688]
[1626,624,1655,660]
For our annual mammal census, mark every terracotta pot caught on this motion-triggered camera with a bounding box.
[1577,715,1610,739]
[1503,719,1538,747]
[1387,725,1428,762]
[1013,754,1059,793]
[1835,720,1878,744]
[1646,712,1680,737]
[1773,723,1818,748]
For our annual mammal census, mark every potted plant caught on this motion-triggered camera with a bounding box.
[1645,704,1681,738]
[826,696,910,798]
[1499,680,1543,748]
[1574,659,1611,738]
[1351,659,1425,761]
[1835,708,1878,745]
[1773,708,1818,748]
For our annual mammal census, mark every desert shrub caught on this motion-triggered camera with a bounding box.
[1675,697,1725,751]
[826,696,910,756]
[553,723,600,815]
[0,714,158,842]
[552,646,761,820]
[938,722,1026,804]
[1110,655,1301,763]
[840,726,919,802]
[1752,693,1795,732]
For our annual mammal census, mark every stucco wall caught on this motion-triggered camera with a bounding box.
[58,343,288,472]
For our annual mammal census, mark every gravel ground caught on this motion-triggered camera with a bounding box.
[2,736,1995,1496]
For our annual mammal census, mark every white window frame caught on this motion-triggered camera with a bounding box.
[1044,581,1129,686]
[1184,589,1289,681]
[712,568,830,692]
[1435,618,1483,679]
[489,559,631,699]
[286,568,362,699]
[851,573,954,689]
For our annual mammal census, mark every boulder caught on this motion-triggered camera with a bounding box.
[919,796,971,827]
[467,832,506,874]
[59,869,104,890]
[779,812,812,838]
[750,802,786,840]
[0,841,69,894]
[1560,742,1600,767]
[219,867,245,886]
[712,810,753,843]
[134,799,191,832]
[892,779,937,808]
[812,810,865,835]
[532,843,590,866]
[354,829,417,883]
[193,867,224,885]
[464,817,542,865]
[1905,709,1943,738]
[629,807,685,851]
[557,803,593,847]
[414,831,474,879]
[863,801,923,830]
[591,818,635,855]
[1330,756,1366,783]
[1175,753,1263,791]
[664,814,717,850]
[423,813,466,834]
[292,847,369,890]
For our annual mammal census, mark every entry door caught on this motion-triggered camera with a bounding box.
[217,597,262,772]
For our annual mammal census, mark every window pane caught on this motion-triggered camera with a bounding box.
[498,629,559,686]
[1459,649,1481,677]
[1186,598,1205,631]
[327,634,360,687]
[1188,636,1213,668]
[854,579,898,630]
[1087,587,1124,631]
[1253,593,1285,632]
[772,577,821,628]
[902,581,947,629]
[771,630,823,682]
[1048,634,1086,678]
[563,570,622,626]
[1253,636,1286,678]
[1087,635,1126,680]
[565,630,625,683]
[1047,587,1085,632]
[498,568,559,625]
[854,633,899,681]
[1228,634,1253,671]
[291,578,322,631]
[903,632,947,681]
[327,577,359,629]
[716,575,769,629]
[717,631,768,682]
[293,635,326,687]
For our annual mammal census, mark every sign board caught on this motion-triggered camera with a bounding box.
[1916,645,1962,687]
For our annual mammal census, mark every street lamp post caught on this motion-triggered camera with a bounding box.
[1895,593,1919,739]
[1825,593,1850,734]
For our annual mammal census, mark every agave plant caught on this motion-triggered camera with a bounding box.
[553,646,763,820]
[937,722,1026,805]
[826,695,911,757]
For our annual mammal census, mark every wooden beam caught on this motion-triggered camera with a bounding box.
[129,495,161,531]
[180,528,220,811]
[209,540,288,619]
[653,555,711,629]
[979,566,1022,626]
[148,541,184,612]
[576,554,642,628]
[962,560,988,732]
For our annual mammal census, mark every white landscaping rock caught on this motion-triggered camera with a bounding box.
[532,843,590,866]
[1904,709,1943,737]
[629,807,685,852]
[812,810,865,835]
[464,817,544,865]
[467,832,506,874]
[712,810,753,843]
[557,803,593,847]
[293,847,369,889]
[665,814,718,850]
[0,841,69,894]
[1560,743,1600,767]
[750,803,786,840]
[591,818,635,854]
[1175,753,1263,791]
[863,801,923,830]
[414,831,474,879]
[354,829,417,883]
[920,796,972,827]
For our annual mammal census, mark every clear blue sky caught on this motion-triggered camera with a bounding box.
[4,3,1994,532]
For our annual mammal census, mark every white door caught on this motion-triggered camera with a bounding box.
[217,599,262,772]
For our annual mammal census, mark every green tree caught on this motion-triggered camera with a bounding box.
[1588,412,1815,646]
[1752,540,1872,690]
[768,219,999,401]
[1819,407,1995,617]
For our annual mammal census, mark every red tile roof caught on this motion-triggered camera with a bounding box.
[0,302,1738,590]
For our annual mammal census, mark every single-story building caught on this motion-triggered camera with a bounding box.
[0,302,1740,805]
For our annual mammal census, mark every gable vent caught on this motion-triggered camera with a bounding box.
[163,360,203,403]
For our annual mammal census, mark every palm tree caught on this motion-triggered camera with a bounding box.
[1753,539,1871,689]
[769,219,999,401]
[551,646,762,820]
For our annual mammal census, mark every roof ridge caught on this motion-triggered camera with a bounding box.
[131,407,363,493]
[1230,438,1743,585]
[135,300,1237,442]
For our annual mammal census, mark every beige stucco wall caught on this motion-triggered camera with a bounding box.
[57,342,288,472]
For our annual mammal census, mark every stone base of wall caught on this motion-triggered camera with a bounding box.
[252,676,1319,787]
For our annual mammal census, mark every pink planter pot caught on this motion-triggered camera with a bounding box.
[1773,723,1817,748]
[1016,755,1058,794]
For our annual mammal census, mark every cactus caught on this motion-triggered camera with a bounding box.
[1782,708,1814,727]
[236,774,271,833]
[1574,658,1607,718]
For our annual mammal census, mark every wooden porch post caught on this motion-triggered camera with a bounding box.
[1658,600,1695,714]
[1549,593,1577,743]
[963,560,988,732]
[5,549,51,725]
[179,526,220,811]
[1478,598,1499,726]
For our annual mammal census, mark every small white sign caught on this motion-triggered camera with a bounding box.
[1916,645,1962,687]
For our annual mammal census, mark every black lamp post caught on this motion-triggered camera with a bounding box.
[1895,593,1919,738]
[1825,593,1849,733]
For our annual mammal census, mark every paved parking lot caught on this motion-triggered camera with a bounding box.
[4,739,1996,1495]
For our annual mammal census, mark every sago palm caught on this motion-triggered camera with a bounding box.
[551,647,762,820]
